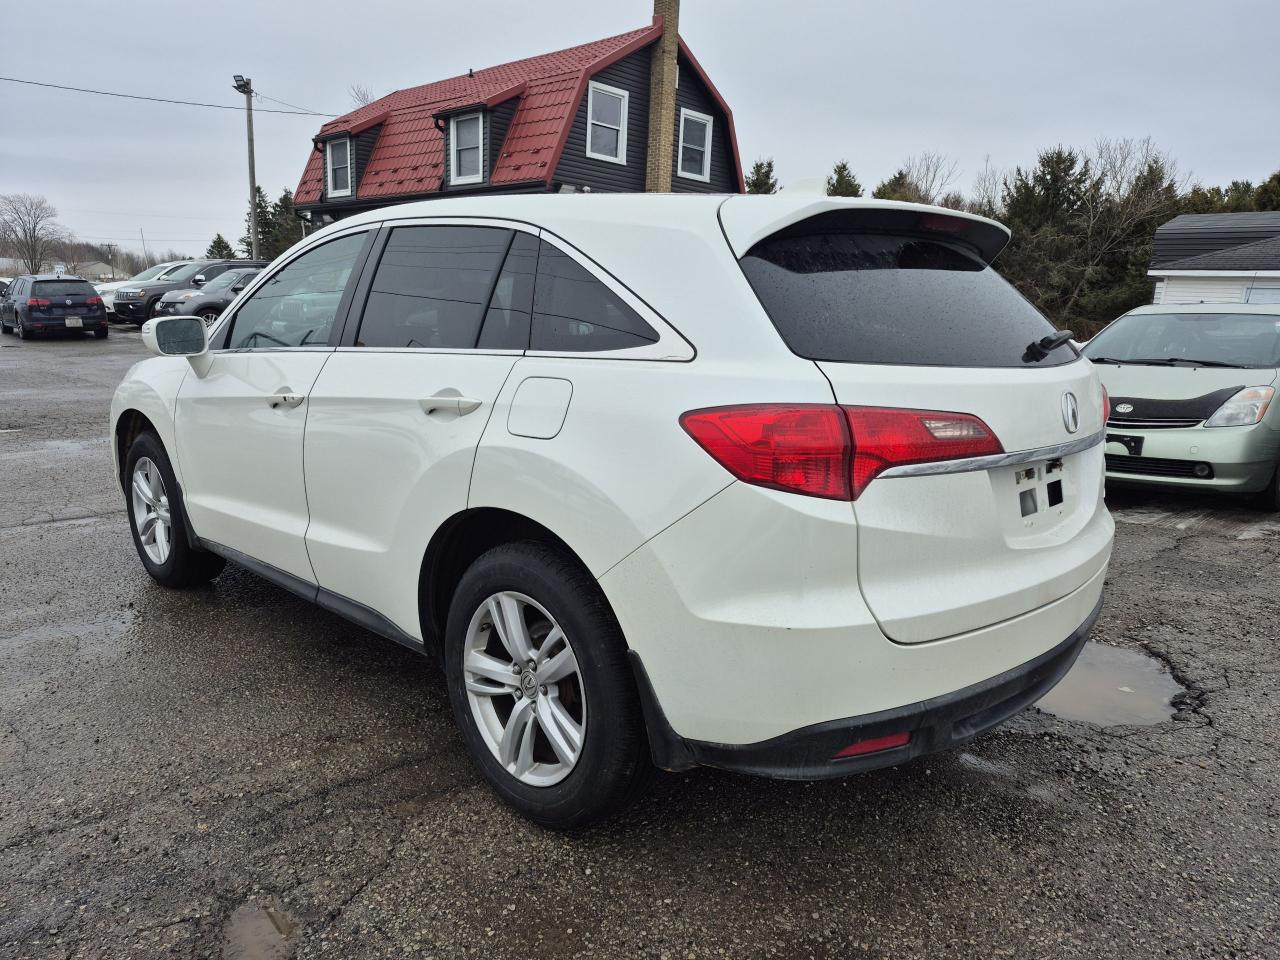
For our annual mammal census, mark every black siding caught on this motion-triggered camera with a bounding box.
[554,48,651,192]
[353,126,381,192]
[670,51,737,194]
[489,98,518,174]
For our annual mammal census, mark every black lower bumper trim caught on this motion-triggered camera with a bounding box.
[630,594,1102,779]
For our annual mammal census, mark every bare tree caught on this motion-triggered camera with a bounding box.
[903,152,959,204]
[349,84,377,108]
[0,193,68,273]
[968,155,1003,218]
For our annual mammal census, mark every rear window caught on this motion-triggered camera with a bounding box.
[740,227,1071,368]
[33,280,96,297]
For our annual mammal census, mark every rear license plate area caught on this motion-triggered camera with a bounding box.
[1013,459,1066,519]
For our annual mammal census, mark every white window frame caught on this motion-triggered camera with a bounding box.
[677,108,713,183]
[585,81,628,165]
[326,138,352,198]
[449,113,485,186]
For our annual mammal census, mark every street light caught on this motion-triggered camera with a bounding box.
[232,74,259,260]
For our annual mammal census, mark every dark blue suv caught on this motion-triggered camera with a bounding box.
[0,275,109,340]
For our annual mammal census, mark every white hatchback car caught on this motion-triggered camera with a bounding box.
[112,194,1113,828]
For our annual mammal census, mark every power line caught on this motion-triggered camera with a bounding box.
[255,91,323,114]
[0,76,335,116]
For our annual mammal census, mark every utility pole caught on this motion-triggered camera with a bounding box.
[104,242,117,279]
[233,74,260,260]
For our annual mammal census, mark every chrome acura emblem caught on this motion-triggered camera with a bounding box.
[1061,392,1080,433]
[1115,402,1134,414]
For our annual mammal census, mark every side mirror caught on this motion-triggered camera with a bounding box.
[192,274,207,286]
[142,315,208,358]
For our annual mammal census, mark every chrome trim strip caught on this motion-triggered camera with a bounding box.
[879,429,1105,479]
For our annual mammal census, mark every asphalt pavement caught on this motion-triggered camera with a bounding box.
[1,328,1276,959]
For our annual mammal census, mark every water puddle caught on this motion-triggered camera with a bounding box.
[1036,641,1185,726]
[223,903,298,960]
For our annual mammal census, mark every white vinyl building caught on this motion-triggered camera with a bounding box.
[1149,213,1280,305]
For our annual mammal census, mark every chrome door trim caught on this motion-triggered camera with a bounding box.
[879,429,1105,479]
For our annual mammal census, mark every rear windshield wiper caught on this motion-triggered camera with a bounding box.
[1023,330,1076,362]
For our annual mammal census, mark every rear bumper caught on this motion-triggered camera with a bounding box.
[634,595,1100,778]
[20,317,106,333]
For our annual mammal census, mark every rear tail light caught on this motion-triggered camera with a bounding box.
[833,731,911,759]
[1101,385,1110,423]
[86,296,103,306]
[27,298,50,307]
[681,404,1003,500]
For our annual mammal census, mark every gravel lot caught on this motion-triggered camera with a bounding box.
[1,329,1277,959]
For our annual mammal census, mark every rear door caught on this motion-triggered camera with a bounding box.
[302,222,532,639]
[730,203,1112,644]
[30,279,103,328]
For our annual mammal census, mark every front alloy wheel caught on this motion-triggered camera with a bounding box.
[463,592,586,787]
[130,457,172,564]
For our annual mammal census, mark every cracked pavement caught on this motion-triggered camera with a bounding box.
[1,330,1277,959]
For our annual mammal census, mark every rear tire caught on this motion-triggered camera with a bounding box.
[443,541,653,830]
[124,431,225,587]
[15,322,27,340]
[94,326,109,340]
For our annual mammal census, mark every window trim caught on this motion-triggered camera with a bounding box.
[585,81,628,165]
[326,138,353,198]
[449,112,485,186]
[676,108,713,183]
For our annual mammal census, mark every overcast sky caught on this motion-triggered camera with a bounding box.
[2,0,1276,259]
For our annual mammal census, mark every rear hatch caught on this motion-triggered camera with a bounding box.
[723,198,1111,644]
[30,279,103,322]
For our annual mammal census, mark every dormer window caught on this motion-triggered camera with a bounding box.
[586,81,628,164]
[450,113,484,185]
[326,138,352,198]
[677,108,713,182]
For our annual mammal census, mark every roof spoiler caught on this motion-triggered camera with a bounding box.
[719,197,1011,266]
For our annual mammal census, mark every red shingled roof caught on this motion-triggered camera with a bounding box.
[296,20,668,206]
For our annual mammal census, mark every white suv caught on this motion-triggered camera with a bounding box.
[111,194,1113,828]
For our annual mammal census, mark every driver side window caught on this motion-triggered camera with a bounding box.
[225,232,368,349]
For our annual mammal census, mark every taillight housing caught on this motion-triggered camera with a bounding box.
[1101,384,1110,423]
[680,404,1003,501]
[27,297,51,308]
[86,296,103,306]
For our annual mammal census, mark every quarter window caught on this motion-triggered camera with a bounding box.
[450,114,484,185]
[225,232,367,349]
[586,82,628,164]
[478,231,538,351]
[677,109,712,182]
[327,138,352,197]
[356,226,512,349]
[531,241,658,352]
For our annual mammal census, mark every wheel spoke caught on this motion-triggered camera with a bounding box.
[488,595,534,663]
[155,518,169,557]
[538,694,583,767]
[539,641,578,685]
[464,650,518,696]
[499,696,536,771]
[132,474,155,507]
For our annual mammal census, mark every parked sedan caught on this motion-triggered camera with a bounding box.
[111,194,1112,828]
[1083,303,1280,508]
[154,267,262,323]
[2,274,108,339]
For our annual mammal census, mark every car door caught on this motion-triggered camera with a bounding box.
[173,228,375,584]
[302,223,532,639]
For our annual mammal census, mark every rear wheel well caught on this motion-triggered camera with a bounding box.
[419,508,588,655]
[115,410,158,483]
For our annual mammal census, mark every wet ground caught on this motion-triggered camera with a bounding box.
[1,329,1277,959]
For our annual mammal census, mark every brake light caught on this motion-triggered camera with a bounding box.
[843,406,1003,498]
[1101,385,1110,423]
[86,296,103,306]
[681,404,1003,500]
[27,298,50,307]
[679,404,850,499]
[833,731,911,758]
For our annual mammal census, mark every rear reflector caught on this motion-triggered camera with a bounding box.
[833,731,911,759]
[681,404,1003,501]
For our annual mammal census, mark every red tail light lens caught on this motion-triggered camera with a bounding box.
[833,731,911,758]
[1101,385,1110,423]
[680,404,851,499]
[842,406,1003,498]
[27,297,51,307]
[86,296,103,306]
[681,404,1003,500]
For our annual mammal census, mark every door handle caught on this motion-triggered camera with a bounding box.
[267,391,306,409]
[419,395,483,416]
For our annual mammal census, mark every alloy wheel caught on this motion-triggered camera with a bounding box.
[131,457,172,564]
[463,591,586,787]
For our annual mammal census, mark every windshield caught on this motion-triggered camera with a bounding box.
[1084,312,1280,368]
[202,271,242,292]
[158,262,207,284]
[132,262,181,282]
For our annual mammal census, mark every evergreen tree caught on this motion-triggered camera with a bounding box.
[1256,171,1280,212]
[239,185,273,258]
[745,158,778,194]
[825,161,863,197]
[206,233,236,259]
[872,169,926,203]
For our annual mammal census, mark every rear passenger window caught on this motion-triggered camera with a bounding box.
[357,226,511,349]
[531,242,658,352]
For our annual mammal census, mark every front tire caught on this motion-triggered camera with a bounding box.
[1259,465,1280,512]
[443,541,652,830]
[124,431,225,587]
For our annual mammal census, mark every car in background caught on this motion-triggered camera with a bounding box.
[113,260,267,325]
[154,267,263,324]
[1,274,108,339]
[110,193,1112,827]
[97,261,187,318]
[1083,303,1280,508]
